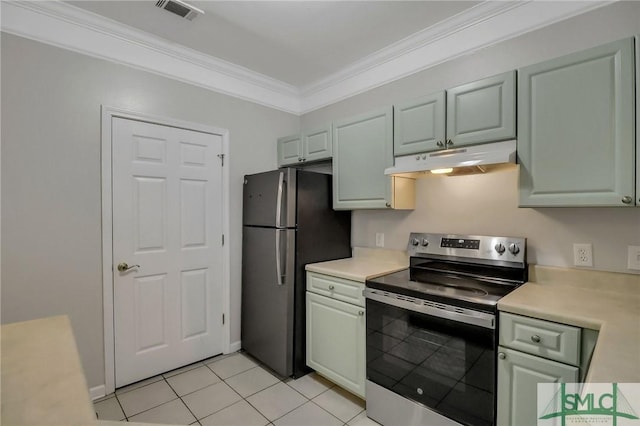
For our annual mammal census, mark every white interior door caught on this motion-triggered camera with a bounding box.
[112,117,223,387]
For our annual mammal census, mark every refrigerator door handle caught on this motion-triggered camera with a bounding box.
[275,171,285,228]
[275,229,286,285]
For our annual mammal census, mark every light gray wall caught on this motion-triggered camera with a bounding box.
[0,33,299,388]
[302,1,640,275]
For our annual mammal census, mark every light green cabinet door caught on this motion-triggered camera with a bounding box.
[497,347,578,426]
[394,91,446,156]
[333,107,393,209]
[446,70,516,148]
[518,38,635,207]
[302,125,332,163]
[277,134,302,167]
[306,291,366,398]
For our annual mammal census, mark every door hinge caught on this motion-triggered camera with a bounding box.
[222,234,225,246]
[222,313,225,325]
[217,153,225,167]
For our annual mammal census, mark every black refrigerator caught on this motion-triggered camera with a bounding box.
[241,168,351,378]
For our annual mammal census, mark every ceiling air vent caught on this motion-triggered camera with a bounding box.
[155,0,204,21]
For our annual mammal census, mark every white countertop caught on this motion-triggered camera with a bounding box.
[498,265,640,383]
[305,247,409,282]
[1,315,97,425]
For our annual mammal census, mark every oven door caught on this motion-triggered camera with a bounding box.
[365,289,496,426]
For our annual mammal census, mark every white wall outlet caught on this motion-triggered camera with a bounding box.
[628,245,640,270]
[573,243,593,267]
[375,233,384,248]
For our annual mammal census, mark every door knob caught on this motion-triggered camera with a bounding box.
[117,262,140,272]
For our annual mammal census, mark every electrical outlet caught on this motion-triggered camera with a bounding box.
[573,243,593,267]
[628,246,640,270]
[375,233,384,247]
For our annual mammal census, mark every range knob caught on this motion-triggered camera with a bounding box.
[509,243,520,255]
[494,243,506,255]
[421,238,429,247]
[411,238,420,246]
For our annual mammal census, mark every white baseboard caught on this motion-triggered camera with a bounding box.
[90,384,107,400]
[228,340,242,353]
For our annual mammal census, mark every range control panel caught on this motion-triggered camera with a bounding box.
[407,232,526,267]
[440,238,480,250]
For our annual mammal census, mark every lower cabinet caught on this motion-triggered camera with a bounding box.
[496,312,597,426]
[496,347,578,426]
[306,275,366,398]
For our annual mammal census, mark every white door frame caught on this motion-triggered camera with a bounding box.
[100,106,231,395]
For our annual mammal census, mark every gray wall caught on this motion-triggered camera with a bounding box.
[302,1,640,274]
[1,33,299,388]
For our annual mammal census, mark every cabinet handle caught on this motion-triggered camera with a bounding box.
[498,352,506,360]
[328,285,335,290]
[622,196,633,204]
[531,335,541,343]
[358,311,364,316]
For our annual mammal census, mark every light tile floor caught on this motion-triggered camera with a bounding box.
[94,352,380,426]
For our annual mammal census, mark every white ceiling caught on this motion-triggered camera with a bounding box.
[68,1,480,88]
[2,1,612,113]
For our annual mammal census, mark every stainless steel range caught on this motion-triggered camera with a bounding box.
[364,233,527,426]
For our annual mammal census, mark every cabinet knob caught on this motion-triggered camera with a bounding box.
[446,139,454,147]
[531,335,541,343]
[328,285,335,290]
[622,196,633,204]
[415,155,421,160]
[385,202,391,208]
[498,352,506,360]
[436,141,444,148]
[358,311,364,316]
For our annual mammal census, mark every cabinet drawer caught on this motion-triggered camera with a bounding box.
[499,312,581,366]
[307,272,365,307]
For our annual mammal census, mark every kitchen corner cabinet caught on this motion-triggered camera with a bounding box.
[277,125,332,167]
[306,272,366,399]
[496,312,598,426]
[333,107,414,210]
[518,37,636,207]
[393,71,515,156]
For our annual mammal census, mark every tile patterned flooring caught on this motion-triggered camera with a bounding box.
[94,352,379,426]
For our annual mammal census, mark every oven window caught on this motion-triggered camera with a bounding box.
[366,299,496,426]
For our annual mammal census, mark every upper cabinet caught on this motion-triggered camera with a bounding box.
[277,125,332,167]
[446,71,516,147]
[518,38,636,207]
[333,107,414,210]
[393,71,516,156]
[277,134,302,167]
[394,91,446,156]
[302,125,332,163]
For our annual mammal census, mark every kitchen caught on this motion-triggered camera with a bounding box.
[2,1,640,425]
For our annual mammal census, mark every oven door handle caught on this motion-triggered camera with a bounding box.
[364,288,495,329]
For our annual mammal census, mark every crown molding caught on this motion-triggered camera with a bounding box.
[1,1,613,116]
[0,1,301,114]
[299,0,614,114]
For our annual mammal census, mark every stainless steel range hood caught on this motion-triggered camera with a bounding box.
[385,140,517,178]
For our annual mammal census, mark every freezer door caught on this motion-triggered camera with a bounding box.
[243,169,297,228]
[241,226,296,376]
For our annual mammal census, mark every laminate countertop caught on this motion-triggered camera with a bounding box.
[305,247,409,282]
[1,315,97,425]
[498,265,640,383]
